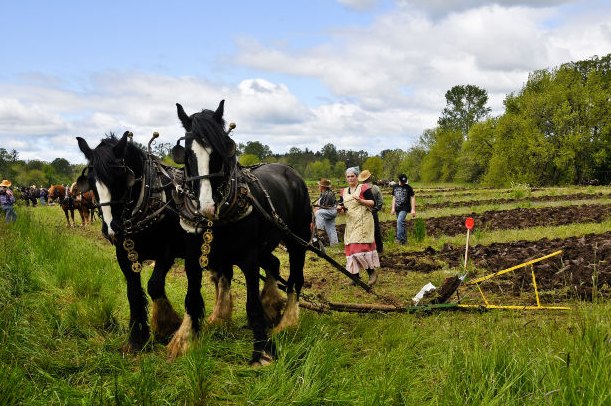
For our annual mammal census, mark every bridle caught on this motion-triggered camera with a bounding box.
[81,137,183,236]
[173,123,253,226]
[174,131,228,184]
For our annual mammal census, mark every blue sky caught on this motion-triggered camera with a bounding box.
[1,0,610,164]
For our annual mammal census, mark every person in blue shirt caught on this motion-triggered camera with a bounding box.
[0,179,17,223]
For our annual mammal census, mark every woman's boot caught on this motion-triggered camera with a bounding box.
[366,269,378,286]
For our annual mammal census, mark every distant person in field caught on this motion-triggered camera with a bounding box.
[0,179,17,223]
[358,169,384,253]
[337,167,380,286]
[390,174,415,245]
[313,178,339,246]
[39,186,48,206]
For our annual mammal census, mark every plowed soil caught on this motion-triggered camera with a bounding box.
[421,192,611,210]
[335,203,611,238]
[379,231,611,300]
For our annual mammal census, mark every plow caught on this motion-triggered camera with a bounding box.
[297,217,572,314]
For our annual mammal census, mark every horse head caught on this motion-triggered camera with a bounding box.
[174,100,237,219]
[76,131,141,241]
[47,185,61,203]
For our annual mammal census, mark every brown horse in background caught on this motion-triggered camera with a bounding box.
[70,182,97,226]
[48,184,77,227]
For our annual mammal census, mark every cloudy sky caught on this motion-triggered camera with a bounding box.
[1,0,610,164]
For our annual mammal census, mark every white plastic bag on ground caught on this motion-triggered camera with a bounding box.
[412,282,436,305]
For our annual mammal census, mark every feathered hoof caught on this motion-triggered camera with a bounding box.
[250,352,274,367]
[166,315,193,361]
[120,341,147,355]
[166,334,190,361]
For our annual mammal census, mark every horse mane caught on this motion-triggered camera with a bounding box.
[91,133,146,186]
[192,110,236,159]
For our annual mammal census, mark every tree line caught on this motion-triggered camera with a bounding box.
[2,53,609,187]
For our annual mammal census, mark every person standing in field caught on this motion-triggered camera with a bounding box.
[313,178,339,246]
[358,169,384,253]
[337,167,380,286]
[0,179,17,223]
[390,174,415,245]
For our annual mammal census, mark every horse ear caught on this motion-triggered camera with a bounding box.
[213,100,225,122]
[176,103,191,130]
[76,137,93,161]
[171,144,185,164]
[114,131,130,158]
[75,175,90,193]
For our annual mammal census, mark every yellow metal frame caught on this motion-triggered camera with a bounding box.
[457,250,570,310]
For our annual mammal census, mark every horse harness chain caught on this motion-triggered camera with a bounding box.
[85,151,183,273]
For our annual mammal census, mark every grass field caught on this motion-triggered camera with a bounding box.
[1,186,609,405]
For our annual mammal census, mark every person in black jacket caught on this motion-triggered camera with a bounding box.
[390,174,415,245]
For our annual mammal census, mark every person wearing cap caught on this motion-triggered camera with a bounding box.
[0,179,17,223]
[337,167,380,286]
[391,174,415,245]
[358,169,384,253]
[313,178,339,246]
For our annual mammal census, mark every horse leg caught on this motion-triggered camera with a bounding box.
[148,258,181,343]
[272,242,306,334]
[117,253,151,353]
[242,260,275,366]
[167,236,204,360]
[78,205,86,227]
[207,267,234,324]
[63,208,71,227]
[259,253,284,327]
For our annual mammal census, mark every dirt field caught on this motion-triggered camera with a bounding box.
[336,203,611,237]
[421,191,611,210]
[379,231,611,300]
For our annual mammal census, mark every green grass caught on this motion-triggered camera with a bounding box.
[1,197,609,405]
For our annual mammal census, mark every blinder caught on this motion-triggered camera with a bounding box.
[76,166,91,193]
[78,161,137,208]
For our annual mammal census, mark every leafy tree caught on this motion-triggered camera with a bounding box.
[379,149,406,180]
[420,127,463,182]
[362,156,383,180]
[319,143,338,164]
[399,147,426,182]
[438,85,491,138]
[305,159,332,180]
[238,154,260,166]
[50,158,73,179]
[333,160,346,181]
[152,142,173,158]
[456,118,497,183]
[241,141,272,160]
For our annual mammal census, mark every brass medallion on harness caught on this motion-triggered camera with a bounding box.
[123,238,142,272]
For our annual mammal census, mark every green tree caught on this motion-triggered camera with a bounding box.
[238,154,260,166]
[379,149,406,180]
[420,127,463,182]
[319,143,338,164]
[362,156,383,180]
[456,118,497,183]
[241,141,272,160]
[305,159,332,181]
[438,84,492,138]
[399,147,426,182]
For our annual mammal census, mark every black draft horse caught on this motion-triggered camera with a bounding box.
[76,132,204,359]
[173,100,312,365]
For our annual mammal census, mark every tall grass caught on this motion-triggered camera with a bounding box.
[0,205,609,404]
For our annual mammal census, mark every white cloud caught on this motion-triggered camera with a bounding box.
[2,1,610,164]
[337,0,381,11]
